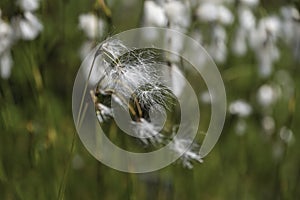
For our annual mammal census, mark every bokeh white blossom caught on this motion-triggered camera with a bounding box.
[0,0,43,79]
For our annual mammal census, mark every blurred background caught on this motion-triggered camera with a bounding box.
[0,0,299,199]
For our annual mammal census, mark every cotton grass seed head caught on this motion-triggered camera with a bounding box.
[88,38,202,169]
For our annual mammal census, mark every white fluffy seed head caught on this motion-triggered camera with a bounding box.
[218,5,234,25]
[132,118,163,145]
[257,84,278,107]
[196,3,233,25]
[17,0,40,12]
[93,39,202,168]
[143,1,167,27]
[229,100,252,117]
[0,51,13,79]
[79,13,105,40]
[170,138,203,169]
[96,40,164,101]
[232,28,247,56]
[262,116,275,134]
[196,3,219,22]
[164,1,190,28]
[279,127,294,144]
[238,8,256,30]
[0,18,14,55]
[240,0,259,7]
[12,12,43,41]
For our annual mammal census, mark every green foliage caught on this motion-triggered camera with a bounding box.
[0,0,299,199]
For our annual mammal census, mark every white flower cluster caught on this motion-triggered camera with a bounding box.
[234,3,300,78]
[144,0,190,29]
[195,1,234,63]
[249,16,281,77]
[0,0,43,79]
[143,0,234,63]
[142,0,300,75]
[232,3,256,56]
[143,0,190,62]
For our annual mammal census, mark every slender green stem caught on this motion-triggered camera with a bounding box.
[57,47,100,200]
[76,55,97,127]
[57,131,76,200]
